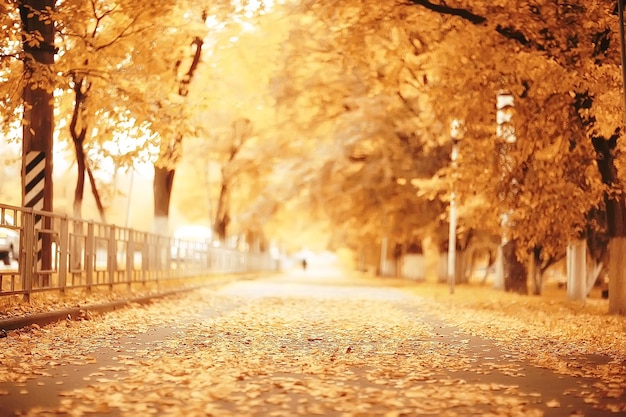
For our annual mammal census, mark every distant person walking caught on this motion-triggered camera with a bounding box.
[301,258,307,271]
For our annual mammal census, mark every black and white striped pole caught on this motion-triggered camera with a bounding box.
[20,0,56,286]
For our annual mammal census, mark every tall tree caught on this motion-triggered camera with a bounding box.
[19,0,55,213]
[55,0,183,221]
[169,2,292,243]
[152,24,205,234]
[409,0,623,306]
[151,0,283,234]
[273,0,451,264]
[17,0,55,283]
[275,0,624,304]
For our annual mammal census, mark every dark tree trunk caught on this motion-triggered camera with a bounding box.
[214,182,229,242]
[591,132,626,314]
[574,90,626,314]
[69,75,89,219]
[73,137,86,218]
[20,0,55,288]
[502,240,527,294]
[153,166,175,233]
[70,118,87,271]
[455,249,467,284]
[592,134,626,236]
[529,248,542,295]
[151,35,204,232]
[86,165,106,223]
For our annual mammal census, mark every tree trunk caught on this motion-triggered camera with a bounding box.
[591,132,626,314]
[69,133,88,271]
[214,182,229,242]
[480,249,495,285]
[528,252,540,295]
[566,240,587,301]
[526,246,545,295]
[586,260,603,297]
[502,240,527,294]
[73,143,86,219]
[609,237,626,314]
[455,249,467,284]
[438,251,447,283]
[357,248,366,272]
[69,72,90,219]
[86,165,106,223]
[379,236,388,277]
[20,0,55,287]
[493,246,504,289]
[153,166,175,234]
[20,0,54,189]
[437,249,466,284]
[393,243,404,279]
[151,36,204,234]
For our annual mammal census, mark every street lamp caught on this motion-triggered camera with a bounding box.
[448,119,464,295]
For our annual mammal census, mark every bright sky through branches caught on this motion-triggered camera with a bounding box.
[232,0,277,17]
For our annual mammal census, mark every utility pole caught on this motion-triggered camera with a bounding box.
[20,0,56,285]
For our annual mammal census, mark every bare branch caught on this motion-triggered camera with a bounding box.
[178,37,204,97]
[408,0,486,25]
[409,0,538,49]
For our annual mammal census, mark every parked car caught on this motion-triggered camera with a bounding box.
[0,214,19,266]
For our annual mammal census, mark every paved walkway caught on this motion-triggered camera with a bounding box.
[0,268,622,416]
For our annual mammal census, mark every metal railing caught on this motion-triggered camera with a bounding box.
[0,203,277,301]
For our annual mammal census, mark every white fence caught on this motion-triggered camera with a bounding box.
[0,203,277,301]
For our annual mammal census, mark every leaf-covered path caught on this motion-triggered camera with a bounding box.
[0,270,624,416]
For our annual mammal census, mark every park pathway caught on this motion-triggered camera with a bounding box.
[0,267,622,416]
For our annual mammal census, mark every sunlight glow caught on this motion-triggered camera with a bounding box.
[232,0,275,16]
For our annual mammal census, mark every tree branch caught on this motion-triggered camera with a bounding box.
[409,0,536,48]
[86,162,107,223]
[495,25,531,47]
[179,37,204,97]
[409,0,486,25]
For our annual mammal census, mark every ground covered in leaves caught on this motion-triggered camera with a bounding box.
[0,275,237,320]
[0,270,624,416]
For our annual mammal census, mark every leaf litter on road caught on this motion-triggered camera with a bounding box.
[0,274,624,416]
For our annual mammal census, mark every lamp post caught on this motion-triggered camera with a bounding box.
[447,119,463,294]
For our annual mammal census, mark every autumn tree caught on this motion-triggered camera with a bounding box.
[151,12,206,234]
[0,0,61,282]
[54,0,169,221]
[271,0,626,306]
[151,0,287,236]
[166,3,291,248]
[13,0,56,223]
[272,0,454,272]
[405,1,624,308]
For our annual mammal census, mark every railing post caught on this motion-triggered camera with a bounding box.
[21,209,35,302]
[208,247,214,271]
[141,232,148,284]
[159,235,168,281]
[58,215,68,292]
[107,225,116,289]
[167,236,175,274]
[126,230,134,288]
[85,221,94,291]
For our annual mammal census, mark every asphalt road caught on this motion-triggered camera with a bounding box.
[0,268,622,416]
